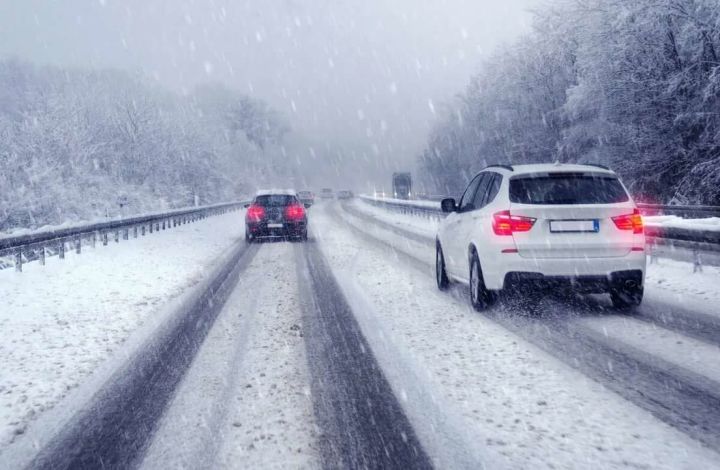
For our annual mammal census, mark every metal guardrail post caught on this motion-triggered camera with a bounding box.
[39,246,45,266]
[75,237,81,254]
[123,228,129,240]
[59,241,65,259]
[649,239,657,264]
[103,232,108,246]
[693,249,703,273]
[15,250,22,272]
[92,232,97,248]
[114,230,120,243]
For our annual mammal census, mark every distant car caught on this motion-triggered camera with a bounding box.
[320,188,334,199]
[337,190,354,200]
[245,190,308,242]
[298,190,315,206]
[435,163,646,310]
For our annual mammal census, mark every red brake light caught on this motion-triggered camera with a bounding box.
[492,211,536,236]
[246,204,265,222]
[612,209,643,234]
[285,204,305,221]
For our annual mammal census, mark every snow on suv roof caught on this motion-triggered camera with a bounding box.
[486,163,615,175]
[255,189,297,196]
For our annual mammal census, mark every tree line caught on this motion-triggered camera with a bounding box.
[419,0,720,204]
[0,59,290,231]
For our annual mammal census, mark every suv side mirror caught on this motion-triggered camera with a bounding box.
[244,203,251,208]
[441,198,457,213]
[304,203,311,208]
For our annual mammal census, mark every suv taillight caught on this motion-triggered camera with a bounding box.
[246,204,265,222]
[285,204,305,221]
[492,211,536,236]
[612,209,643,234]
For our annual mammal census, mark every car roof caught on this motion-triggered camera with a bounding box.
[255,189,297,196]
[483,163,615,176]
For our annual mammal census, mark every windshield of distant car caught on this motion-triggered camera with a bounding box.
[509,173,630,205]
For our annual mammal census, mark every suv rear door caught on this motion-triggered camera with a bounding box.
[507,172,639,259]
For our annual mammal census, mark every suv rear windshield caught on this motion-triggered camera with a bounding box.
[509,173,629,205]
[255,195,297,206]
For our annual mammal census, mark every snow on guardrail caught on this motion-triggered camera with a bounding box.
[0,200,249,272]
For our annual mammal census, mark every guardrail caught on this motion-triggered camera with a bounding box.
[0,201,247,272]
[636,203,720,218]
[359,195,720,271]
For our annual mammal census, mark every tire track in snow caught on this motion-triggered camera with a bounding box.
[295,238,433,470]
[28,241,260,470]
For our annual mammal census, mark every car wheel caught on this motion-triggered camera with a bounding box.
[245,231,253,243]
[469,251,495,311]
[611,285,643,310]
[436,242,450,290]
[301,230,308,241]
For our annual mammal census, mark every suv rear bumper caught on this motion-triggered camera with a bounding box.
[503,269,643,294]
[482,251,646,291]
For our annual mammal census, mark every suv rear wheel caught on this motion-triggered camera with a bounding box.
[610,285,643,309]
[436,242,449,290]
[469,252,495,311]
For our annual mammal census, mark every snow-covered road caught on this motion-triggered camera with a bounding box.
[323,200,720,468]
[0,210,245,452]
[2,200,719,469]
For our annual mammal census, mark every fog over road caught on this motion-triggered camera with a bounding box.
[0,0,539,186]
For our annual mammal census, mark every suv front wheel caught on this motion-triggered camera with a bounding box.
[469,251,496,311]
[436,242,450,290]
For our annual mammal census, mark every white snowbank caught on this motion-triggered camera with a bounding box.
[359,194,441,209]
[643,215,720,232]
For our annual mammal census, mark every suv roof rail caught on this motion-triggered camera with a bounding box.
[485,164,514,172]
[583,163,611,171]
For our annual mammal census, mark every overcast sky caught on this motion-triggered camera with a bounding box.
[0,0,540,186]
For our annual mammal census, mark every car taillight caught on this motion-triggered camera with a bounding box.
[612,209,643,234]
[246,204,265,221]
[285,204,305,221]
[492,211,536,236]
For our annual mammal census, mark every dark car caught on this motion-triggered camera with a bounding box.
[245,191,308,242]
[298,190,314,206]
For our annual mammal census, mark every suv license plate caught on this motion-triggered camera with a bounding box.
[267,223,283,228]
[549,220,599,233]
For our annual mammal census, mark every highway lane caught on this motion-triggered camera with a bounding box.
[295,238,433,469]
[335,200,720,451]
[28,241,260,470]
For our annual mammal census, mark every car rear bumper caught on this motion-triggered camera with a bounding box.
[482,251,646,291]
[247,221,306,238]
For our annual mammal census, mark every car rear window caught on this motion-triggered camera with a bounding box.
[255,195,296,206]
[509,173,629,205]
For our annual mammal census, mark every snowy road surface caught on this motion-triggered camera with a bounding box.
[1,201,719,469]
[0,211,245,450]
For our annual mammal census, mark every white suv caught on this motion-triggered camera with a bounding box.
[435,163,646,310]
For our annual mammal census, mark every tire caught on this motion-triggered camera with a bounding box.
[245,231,253,243]
[436,242,450,290]
[299,230,308,242]
[611,286,643,310]
[469,251,496,311]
